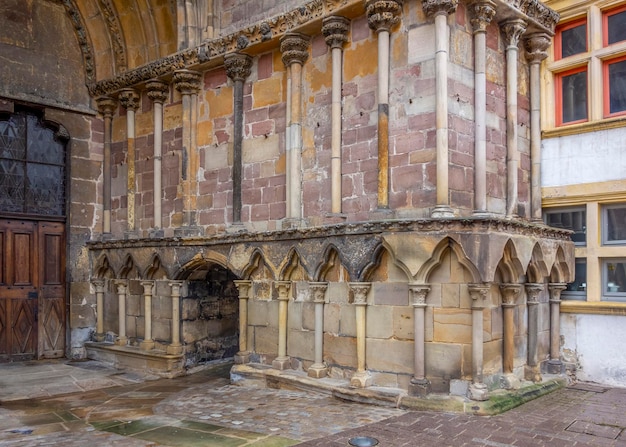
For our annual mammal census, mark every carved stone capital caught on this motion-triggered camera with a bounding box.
[525,283,544,304]
[173,69,201,95]
[408,283,430,307]
[548,283,567,303]
[366,0,403,33]
[322,15,350,49]
[118,88,140,111]
[422,0,458,18]
[224,52,253,82]
[500,283,522,307]
[469,0,496,33]
[169,280,183,298]
[233,280,252,299]
[141,280,154,295]
[114,279,128,294]
[96,96,117,118]
[274,280,292,300]
[146,80,169,104]
[92,279,106,293]
[280,32,310,67]
[349,282,371,305]
[469,283,490,309]
[525,33,551,63]
[308,282,328,303]
[501,19,527,49]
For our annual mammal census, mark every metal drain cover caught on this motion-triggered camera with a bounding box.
[566,420,624,440]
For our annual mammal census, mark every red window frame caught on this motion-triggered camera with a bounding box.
[603,54,626,118]
[555,65,589,126]
[603,4,626,47]
[554,17,588,60]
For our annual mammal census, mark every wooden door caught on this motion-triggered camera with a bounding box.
[0,219,65,361]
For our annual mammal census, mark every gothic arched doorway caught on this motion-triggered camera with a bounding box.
[0,108,67,361]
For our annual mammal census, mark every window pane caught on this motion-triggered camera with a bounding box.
[545,208,586,245]
[608,59,626,114]
[561,23,587,58]
[561,70,588,123]
[608,10,626,45]
[605,261,626,297]
[606,206,626,243]
[564,259,587,299]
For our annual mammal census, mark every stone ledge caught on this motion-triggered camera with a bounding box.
[85,342,185,379]
[230,363,567,415]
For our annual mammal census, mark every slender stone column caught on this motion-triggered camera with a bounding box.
[349,282,372,388]
[525,283,544,382]
[173,69,202,233]
[96,97,117,234]
[273,281,292,370]
[225,53,253,224]
[146,80,169,232]
[500,283,522,388]
[423,0,457,218]
[501,19,527,218]
[408,283,431,397]
[468,283,490,401]
[280,33,310,224]
[140,280,155,350]
[308,282,329,378]
[92,279,106,342]
[525,34,550,222]
[233,280,252,364]
[118,89,140,235]
[470,1,496,216]
[548,283,566,373]
[322,16,350,215]
[167,280,184,355]
[114,280,128,346]
[366,0,402,210]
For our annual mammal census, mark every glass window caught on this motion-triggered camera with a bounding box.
[603,260,626,301]
[556,68,588,125]
[545,207,586,245]
[603,204,626,244]
[563,258,587,300]
[605,57,626,116]
[559,21,587,58]
[605,6,626,45]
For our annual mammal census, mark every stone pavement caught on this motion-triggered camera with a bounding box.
[0,359,625,446]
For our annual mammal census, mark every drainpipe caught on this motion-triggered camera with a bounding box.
[423,0,457,218]
[118,89,140,235]
[322,16,350,215]
[225,53,253,224]
[96,97,117,234]
[525,34,550,222]
[146,80,169,233]
[501,19,527,218]
[470,1,496,216]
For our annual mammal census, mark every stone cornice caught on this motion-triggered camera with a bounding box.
[85,0,559,97]
[86,217,573,250]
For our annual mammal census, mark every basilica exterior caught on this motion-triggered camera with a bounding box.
[0,0,579,403]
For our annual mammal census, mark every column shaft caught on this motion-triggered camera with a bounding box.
[167,281,183,355]
[525,283,544,382]
[119,89,140,234]
[96,97,116,234]
[468,284,490,400]
[115,281,127,346]
[500,283,522,389]
[273,281,291,370]
[349,282,371,388]
[146,80,169,232]
[140,281,155,350]
[93,280,105,341]
[308,282,329,378]
[233,280,252,364]
[548,283,566,373]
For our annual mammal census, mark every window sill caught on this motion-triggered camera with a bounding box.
[543,115,626,138]
[561,300,626,315]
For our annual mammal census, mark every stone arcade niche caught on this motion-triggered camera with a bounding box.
[181,264,239,366]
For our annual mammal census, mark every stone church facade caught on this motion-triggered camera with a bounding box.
[0,0,573,402]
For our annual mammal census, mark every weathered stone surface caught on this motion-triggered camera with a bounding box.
[372,282,409,306]
[433,308,472,344]
[324,333,358,369]
[367,338,414,375]
[366,305,394,339]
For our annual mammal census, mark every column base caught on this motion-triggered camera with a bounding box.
[94,332,106,342]
[307,363,328,379]
[547,359,564,374]
[272,356,291,370]
[431,205,454,218]
[468,383,489,401]
[408,378,431,397]
[524,365,542,382]
[501,373,521,390]
[140,339,155,350]
[234,351,251,364]
[114,337,127,346]
[350,370,372,388]
[166,344,184,355]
